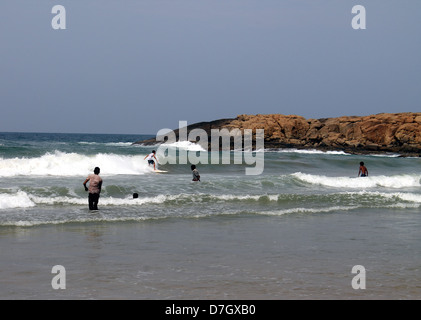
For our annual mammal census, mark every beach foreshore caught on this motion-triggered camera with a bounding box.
[1,207,420,300]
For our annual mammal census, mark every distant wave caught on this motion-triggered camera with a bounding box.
[0,151,153,177]
[368,191,421,203]
[367,153,401,158]
[260,206,358,216]
[137,141,208,152]
[273,149,350,155]
[265,148,409,158]
[159,141,207,152]
[292,172,421,189]
[78,141,133,147]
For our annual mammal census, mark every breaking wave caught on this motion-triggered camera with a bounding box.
[0,151,152,177]
[292,172,421,189]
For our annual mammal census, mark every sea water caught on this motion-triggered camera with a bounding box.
[0,132,420,299]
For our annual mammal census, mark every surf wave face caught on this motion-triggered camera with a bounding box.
[0,191,36,209]
[292,172,421,189]
[0,151,153,177]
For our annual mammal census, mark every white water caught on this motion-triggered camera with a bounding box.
[274,148,350,155]
[2,189,421,211]
[0,191,36,209]
[0,151,152,177]
[292,172,421,189]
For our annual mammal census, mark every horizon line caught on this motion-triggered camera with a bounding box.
[0,131,155,136]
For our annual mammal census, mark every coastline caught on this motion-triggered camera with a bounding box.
[134,113,421,157]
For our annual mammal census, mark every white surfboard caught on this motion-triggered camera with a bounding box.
[153,169,168,173]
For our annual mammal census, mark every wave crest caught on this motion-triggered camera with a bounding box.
[0,151,153,177]
[292,172,421,189]
[0,191,35,209]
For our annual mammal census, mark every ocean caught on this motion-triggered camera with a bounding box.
[0,132,420,300]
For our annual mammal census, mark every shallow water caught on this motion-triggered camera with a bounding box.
[1,209,420,300]
[0,132,420,299]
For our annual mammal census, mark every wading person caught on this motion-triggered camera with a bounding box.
[358,162,368,177]
[191,165,200,182]
[83,167,103,211]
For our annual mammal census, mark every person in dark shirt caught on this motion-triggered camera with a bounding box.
[191,165,200,182]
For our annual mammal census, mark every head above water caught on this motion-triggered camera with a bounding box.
[360,162,364,166]
[94,167,100,174]
[133,193,138,199]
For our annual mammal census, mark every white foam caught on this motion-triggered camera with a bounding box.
[0,151,152,177]
[1,215,166,227]
[218,191,421,204]
[262,206,358,216]
[78,142,132,147]
[212,194,280,201]
[12,221,38,227]
[292,172,421,189]
[393,192,421,203]
[274,149,350,155]
[364,191,421,203]
[341,190,421,203]
[0,191,35,209]
[4,189,421,212]
[27,194,182,206]
[368,153,401,158]
[21,193,285,207]
[216,194,261,201]
[159,141,207,152]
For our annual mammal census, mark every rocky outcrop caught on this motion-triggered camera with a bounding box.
[134,113,421,155]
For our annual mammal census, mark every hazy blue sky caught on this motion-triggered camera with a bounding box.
[0,0,420,134]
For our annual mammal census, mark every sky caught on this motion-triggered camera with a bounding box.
[0,0,420,134]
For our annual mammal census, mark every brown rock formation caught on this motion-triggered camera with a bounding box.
[134,113,421,155]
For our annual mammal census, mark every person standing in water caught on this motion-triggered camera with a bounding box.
[83,167,103,210]
[358,162,368,177]
[144,150,158,170]
[191,165,200,182]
